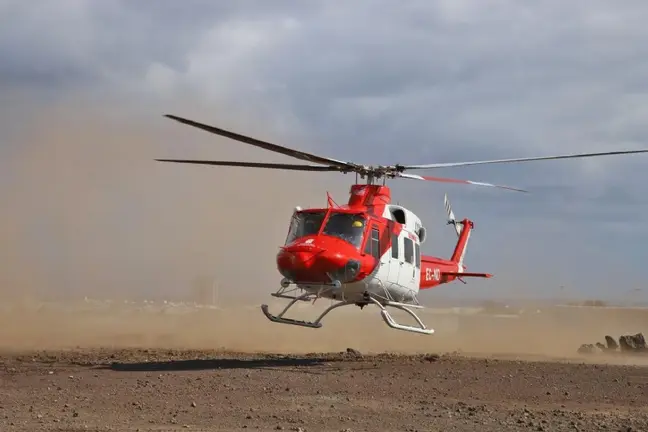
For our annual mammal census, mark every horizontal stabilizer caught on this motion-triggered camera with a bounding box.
[442,271,492,278]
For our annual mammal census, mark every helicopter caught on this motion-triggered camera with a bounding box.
[157,114,648,335]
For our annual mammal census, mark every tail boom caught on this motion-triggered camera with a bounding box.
[419,195,492,290]
[419,254,492,290]
[419,256,493,290]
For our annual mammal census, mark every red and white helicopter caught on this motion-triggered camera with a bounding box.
[158,114,648,335]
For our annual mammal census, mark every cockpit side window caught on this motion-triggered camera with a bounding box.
[365,226,381,260]
[284,211,326,245]
[322,212,366,249]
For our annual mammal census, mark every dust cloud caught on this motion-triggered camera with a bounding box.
[0,92,642,360]
[2,296,646,364]
[0,90,347,305]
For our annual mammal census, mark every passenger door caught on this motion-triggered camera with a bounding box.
[387,232,401,288]
[399,235,417,289]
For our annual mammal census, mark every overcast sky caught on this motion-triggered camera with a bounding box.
[2,0,648,304]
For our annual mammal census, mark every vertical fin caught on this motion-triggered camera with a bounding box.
[446,194,471,270]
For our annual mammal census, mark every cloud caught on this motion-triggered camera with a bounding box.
[2,0,648,303]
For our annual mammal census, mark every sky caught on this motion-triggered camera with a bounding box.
[1,0,648,304]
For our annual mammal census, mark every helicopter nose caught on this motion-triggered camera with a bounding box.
[277,248,356,283]
[276,249,316,279]
[289,250,318,269]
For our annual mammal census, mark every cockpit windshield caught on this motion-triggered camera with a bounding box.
[322,212,366,249]
[285,211,326,245]
[284,210,367,249]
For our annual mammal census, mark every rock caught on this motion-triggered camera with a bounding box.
[345,348,362,357]
[605,335,618,350]
[424,354,440,362]
[619,333,647,352]
[577,344,597,354]
[578,333,648,354]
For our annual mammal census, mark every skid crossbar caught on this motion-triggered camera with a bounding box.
[260,293,435,335]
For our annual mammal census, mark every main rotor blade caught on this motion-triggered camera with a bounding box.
[397,173,527,192]
[401,149,648,170]
[155,159,344,172]
[164,114,356,170]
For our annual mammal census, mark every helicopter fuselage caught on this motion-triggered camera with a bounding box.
[276,184,454,304]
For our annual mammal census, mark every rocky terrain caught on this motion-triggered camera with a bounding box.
[2,347,648,431]
[1,302,648,431]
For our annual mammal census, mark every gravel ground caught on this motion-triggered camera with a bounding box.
[1,304,648,431]
[1,348,648,432]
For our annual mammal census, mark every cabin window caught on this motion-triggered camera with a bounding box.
[415,243,421,268]
[284,211,326,245]
[322,212,366,249]
[364,227,381,260]
[404,237,414,264]
[391,208,406,224]
[391,233,399,259]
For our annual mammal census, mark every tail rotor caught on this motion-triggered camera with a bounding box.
[444,193,462,237]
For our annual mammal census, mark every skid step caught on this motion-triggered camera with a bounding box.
[261,304,323,328]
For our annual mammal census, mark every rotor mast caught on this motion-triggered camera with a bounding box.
[355,169,389,186]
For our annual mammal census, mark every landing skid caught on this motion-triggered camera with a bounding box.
[260,288,434,335]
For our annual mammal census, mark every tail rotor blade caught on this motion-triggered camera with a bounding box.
[444,193,462,237]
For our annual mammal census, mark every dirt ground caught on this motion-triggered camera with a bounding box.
[1,302,648,431]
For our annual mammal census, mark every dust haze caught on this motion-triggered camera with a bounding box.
[0,90,346,303]
[0,90,640,360]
